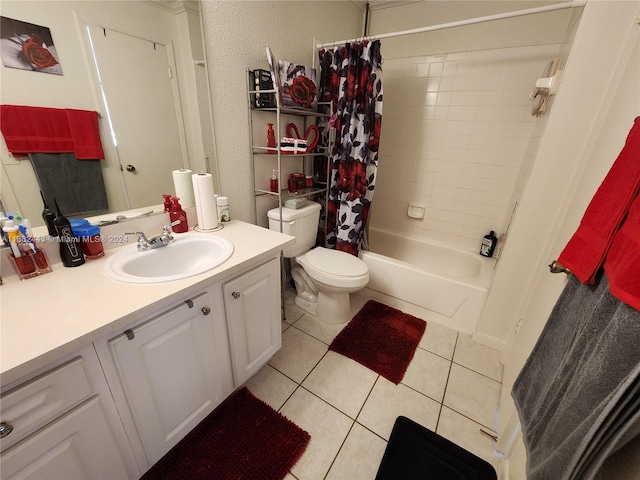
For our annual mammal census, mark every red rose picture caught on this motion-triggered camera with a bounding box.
[1,16,63,75]
[278,59,318,111]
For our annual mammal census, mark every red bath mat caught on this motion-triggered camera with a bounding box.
[141,387,310,480]
[329,300,427,384]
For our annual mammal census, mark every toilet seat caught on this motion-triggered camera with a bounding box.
[298,247,369,288]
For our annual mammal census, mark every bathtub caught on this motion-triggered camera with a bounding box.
[359,228,496,334]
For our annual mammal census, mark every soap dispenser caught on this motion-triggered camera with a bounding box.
[162,194,172,213]
[169,197,189,233]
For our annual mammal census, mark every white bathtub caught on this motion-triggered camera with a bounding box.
[359,228,496,334]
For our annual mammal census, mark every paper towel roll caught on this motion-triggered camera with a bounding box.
[173,169,195,208]
[191,172,219,231]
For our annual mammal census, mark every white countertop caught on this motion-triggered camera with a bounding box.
[0,220,294,386]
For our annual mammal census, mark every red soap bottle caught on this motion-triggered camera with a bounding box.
[162,194,172,212]
[267,123,276,154]
[170,197,189,233]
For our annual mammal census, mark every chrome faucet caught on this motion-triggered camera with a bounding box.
[124,220,182,251]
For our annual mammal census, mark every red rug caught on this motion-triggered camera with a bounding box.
[329,300,427,384]
[142,387,310,480]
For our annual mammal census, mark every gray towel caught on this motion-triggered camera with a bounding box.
[29,152,108,217]
[512,273,640,480]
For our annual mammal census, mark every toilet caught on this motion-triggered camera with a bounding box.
[268,201,369,324]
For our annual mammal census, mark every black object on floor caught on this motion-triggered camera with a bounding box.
[376,416,497,480]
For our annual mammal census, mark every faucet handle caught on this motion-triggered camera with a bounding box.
[163,220,182,234]
[124,231,149,250]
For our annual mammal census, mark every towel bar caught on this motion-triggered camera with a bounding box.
[549,260,571,275]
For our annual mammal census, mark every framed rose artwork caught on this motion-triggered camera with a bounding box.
[278,60,317,111]
[266,46,317,112]
[1,16,63,75]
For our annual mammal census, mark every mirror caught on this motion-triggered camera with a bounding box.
[0,0,218,229]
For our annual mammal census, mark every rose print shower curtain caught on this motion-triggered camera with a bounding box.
[318,40,383,256]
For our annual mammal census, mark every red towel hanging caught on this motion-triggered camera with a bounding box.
[0,104,104,159]
[558,117,640,310]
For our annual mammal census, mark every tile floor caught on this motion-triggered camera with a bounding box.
[246,289,504,480]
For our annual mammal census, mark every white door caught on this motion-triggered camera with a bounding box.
[87,25,187,209]
[108,293,225,464]
[224,258,282,385]
[0,397,130,480]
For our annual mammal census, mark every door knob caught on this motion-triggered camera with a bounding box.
[201,306,211,315]
[0,422,14,438]
[232,292,241,299]
[126,164,136,172]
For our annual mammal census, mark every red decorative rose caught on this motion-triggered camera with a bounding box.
[21,34,58,69]
[289,76,317,108]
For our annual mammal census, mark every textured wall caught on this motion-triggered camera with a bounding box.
[201,1,363,223]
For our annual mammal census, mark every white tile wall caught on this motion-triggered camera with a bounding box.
[370,44,561,251]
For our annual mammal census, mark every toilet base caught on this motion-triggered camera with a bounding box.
[295,290,351,325]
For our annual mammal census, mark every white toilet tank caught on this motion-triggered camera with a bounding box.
[267,202,322,258]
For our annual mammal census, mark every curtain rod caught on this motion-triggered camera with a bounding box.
[316,0,586,49]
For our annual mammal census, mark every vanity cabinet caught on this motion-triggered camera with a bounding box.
[224,257,281,385]
[94,255,282,473]
[0,347,138,479]
[96,288,234,470]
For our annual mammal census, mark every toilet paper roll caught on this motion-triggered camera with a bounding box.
[191,172,219,230]
[173,169,195,208]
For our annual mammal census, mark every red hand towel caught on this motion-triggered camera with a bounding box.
[65,108,104,159]
[0,104,104,159]
[558,118,640,284]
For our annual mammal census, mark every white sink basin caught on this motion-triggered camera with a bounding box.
[104,232,234,283]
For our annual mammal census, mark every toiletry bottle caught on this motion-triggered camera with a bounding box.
[3,220,22,258]
[217,196,230,222]
[270,170,279,193]
[480,231,498,257]
[170,197,189,233]
[53,197,85,267]
[0,212,9,247]
[162,194,172,213]
[40,191,57,236]
[267,123,276,153]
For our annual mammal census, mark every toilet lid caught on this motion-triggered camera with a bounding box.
[305,247,368,277]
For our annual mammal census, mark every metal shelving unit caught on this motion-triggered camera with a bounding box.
[246,68,333,236]
[246,69,334,320]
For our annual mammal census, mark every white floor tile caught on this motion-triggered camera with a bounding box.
[436,406,502,470]
[418,320,458,360]
[269,327,327,383]
[245,365,297,411]
[280,387,353,480]
[325,423,388,480]
[453,335,504,382]
[443,363,501,431]
[292,313,347,346]
[284,290,306,325]
[402,347,451,403]
[302,351,378,418]
[357,377,441,440]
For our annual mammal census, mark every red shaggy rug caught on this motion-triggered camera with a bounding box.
[329,300,427,384]
[142,387,310,480]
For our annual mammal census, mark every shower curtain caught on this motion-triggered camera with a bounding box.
[318,40,383,256]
